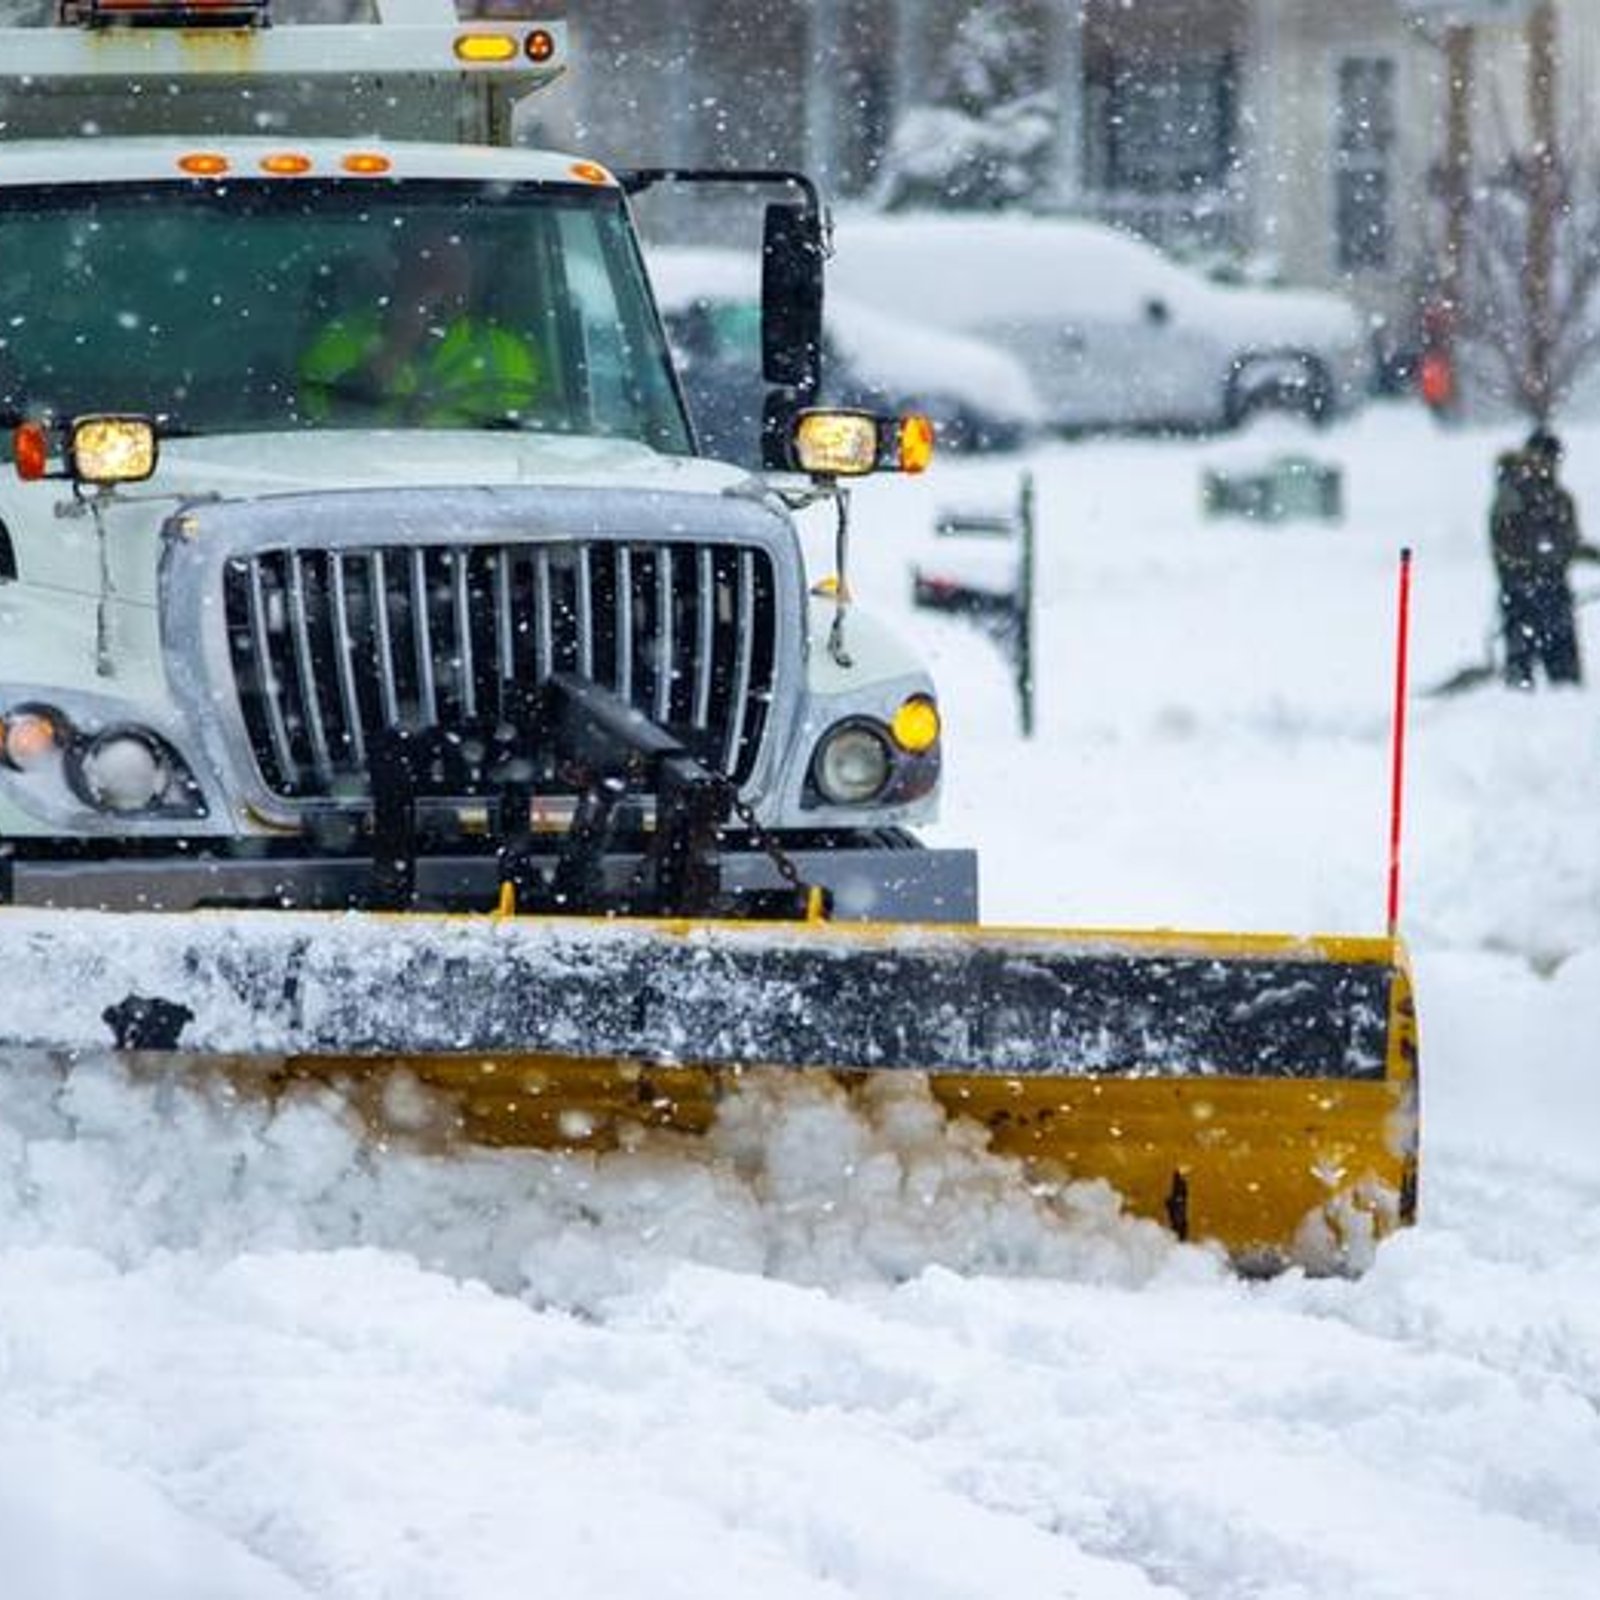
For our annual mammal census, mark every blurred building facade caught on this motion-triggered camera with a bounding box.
[4,0,1590,354]
[562,1,1600,340]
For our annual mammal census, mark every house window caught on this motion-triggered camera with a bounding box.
[1335,57,1395,271]
[1091,54,1239,195]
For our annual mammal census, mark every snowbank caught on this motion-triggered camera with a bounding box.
[3,404,1600,1597]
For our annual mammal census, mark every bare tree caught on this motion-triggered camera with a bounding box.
[1457,1,1600,420]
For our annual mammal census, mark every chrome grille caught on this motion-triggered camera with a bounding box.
[222,540,778,801]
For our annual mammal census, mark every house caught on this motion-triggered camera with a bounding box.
[561,0,1600,356]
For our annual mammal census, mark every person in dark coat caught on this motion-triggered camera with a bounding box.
[1490,428,1598,688]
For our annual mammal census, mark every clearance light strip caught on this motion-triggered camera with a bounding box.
[175,151,395,177]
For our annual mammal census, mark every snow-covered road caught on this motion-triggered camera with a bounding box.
[4,406,1599,1597]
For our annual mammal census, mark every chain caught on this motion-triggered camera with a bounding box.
[618,778,808,899]
[720,779,807,891]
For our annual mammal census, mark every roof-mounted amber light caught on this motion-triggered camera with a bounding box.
[454,32,518,63]
[569,161,611,186]
[260,152,312,176]
[526,28,556,62]
[177,152,229,177]
[342,151,392,176]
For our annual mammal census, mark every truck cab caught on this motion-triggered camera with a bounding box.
[0,0,974,920]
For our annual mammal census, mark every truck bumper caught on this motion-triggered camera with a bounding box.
[0,839,980,925]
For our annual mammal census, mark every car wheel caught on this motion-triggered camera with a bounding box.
[1225,355,1334,429]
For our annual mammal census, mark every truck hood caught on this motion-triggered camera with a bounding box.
[150,429,743,500]
[3,431,757,610]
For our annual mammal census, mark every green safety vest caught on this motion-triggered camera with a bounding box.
[299,310,542,426]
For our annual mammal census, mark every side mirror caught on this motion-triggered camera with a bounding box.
[761,200,824,396]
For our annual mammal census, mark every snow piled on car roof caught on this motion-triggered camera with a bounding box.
[829,210,1364,348]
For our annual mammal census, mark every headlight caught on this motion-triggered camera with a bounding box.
[0,705,208,823]
[69,729,182,813]
[813,722,891,804]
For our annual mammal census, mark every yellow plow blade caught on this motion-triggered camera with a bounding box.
[0,908,1418,1272]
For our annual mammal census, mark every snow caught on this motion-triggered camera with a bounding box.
[4,404,1600,1596]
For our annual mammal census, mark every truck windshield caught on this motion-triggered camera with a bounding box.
[0,180,693,451]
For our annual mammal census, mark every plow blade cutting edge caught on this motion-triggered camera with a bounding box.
[0,908,1418,1272]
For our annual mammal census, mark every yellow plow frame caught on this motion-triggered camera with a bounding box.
[0,908,1417,1272]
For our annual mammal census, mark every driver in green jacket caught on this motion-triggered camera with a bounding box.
[299,230,542,428]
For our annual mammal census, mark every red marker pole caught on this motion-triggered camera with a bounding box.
[1386,548,1414,937]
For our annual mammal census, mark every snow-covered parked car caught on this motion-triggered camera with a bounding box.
[828,213,1375,435]
[645,245,1043,467]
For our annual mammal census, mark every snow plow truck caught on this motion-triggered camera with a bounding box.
[0,0,1417,1272]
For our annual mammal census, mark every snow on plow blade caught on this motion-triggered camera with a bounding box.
[0,908,1417,1271]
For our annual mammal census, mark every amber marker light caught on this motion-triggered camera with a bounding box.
[178,152,230,177]
[0,709,61,772]
[526,28,556,62]
[342,151,392,176]
[569,161,611,186]
[454,33,518,63]
[260,152,312,177]
[13,422,50,482]
[896,413,936,474]
[890,695,941,755]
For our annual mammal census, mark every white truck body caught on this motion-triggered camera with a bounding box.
[0,7,973,920]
